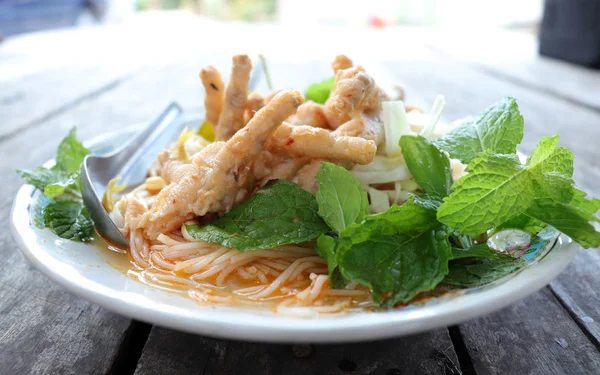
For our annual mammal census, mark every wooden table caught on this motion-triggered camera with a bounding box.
[2,13,600,375]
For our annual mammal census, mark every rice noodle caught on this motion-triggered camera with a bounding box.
[120,173,373,316]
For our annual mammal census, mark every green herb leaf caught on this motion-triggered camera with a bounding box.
[437,152,534,235]
[525,190,600,248]
[452,244,496,260]
[433,97,524,163]
[497,214,545,235]
[338,228,452,307]
[337,195,450,306]
[315,235,346,289]
[44,174,80,199]
[526,135,574,204]
[315,162,368,234]
[570,188,600,217]
[17,167,70,191]
[17,167,80,200]
[525,135,573,177]
[444,254,525,287]
[185,180,329,251]
[342,194,442,240]
[17,128,93,242]
[516,136,600,247]
[43,201,94,242]
[305,77,335,104]
[55,128,90,174]
[400,135,453,196]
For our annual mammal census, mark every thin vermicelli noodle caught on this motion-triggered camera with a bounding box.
[125,227,375,314]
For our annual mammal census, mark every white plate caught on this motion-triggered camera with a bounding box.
[10,125,579,343]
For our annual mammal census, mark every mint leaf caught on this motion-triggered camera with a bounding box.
[518,136,600,248]
[305,77,335,104]
[437,152,534,235]
[530,172,574,204]
[338,228,452,307]
[315,162,368,234]
[43,201,94,242]
[433,97,524,163]
[438,132,599,243]
[342,194,442,240]
[17,167,80,200]
[44,174,80,199]
[497,214,545,235]
[452,244,496,260]
[444,254,525,287]
[526,135,574,176]
[570,188,600,217]
[185,180,329,251]
[17,167,69,191]
[526,135,574,204]
[315,235,346,288]
[400,135,453,196]
[525,191,600,248]
[55,128,90,174]
[337,195,450,306]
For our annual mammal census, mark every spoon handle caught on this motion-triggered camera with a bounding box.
[113,103,186,186]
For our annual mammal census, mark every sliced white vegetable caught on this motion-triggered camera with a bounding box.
[382,100,412,157]
[351,155,406,172]
[398,178,419,192]
[420,95,446,140]
[352,165,410,185]
[407,110,428,133]
[394,181,403,202]
[379,188,413,204]
[368,187,391,214]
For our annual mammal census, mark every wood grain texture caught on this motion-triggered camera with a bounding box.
[423,29,600,112]
[456,288,600,375]
[550,248,600,347]
[0,133,132,374]
[0,38,148,370]
[0,65,134,141]
[134,328,460,375]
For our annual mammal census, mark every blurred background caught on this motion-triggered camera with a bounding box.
[0,0,544,36]
[4,0,597,68]
[1,0,598,138]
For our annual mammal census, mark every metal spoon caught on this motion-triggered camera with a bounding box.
[80,103,186,248]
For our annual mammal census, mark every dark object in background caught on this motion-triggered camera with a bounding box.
[539,0,600,69]
[0,0,107,37]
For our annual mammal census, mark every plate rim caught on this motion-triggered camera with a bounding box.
[9,127,580,343]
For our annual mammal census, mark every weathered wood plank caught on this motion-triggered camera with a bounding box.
[0,137,133,374]
[0,39,155,369]
[0,67,134,140]
[134,328,460,375]
[550,248,600,348]
[456,288,600,375]
[422,29,600,112]
[0,29,139,140]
